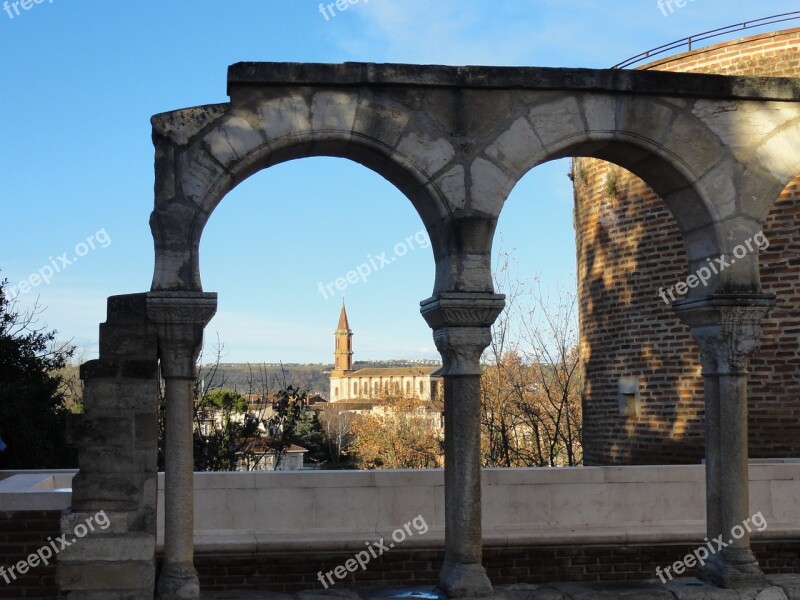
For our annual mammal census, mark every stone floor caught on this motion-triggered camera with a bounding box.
[202,575,800,600]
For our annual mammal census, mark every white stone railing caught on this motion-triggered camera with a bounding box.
[173,463,800,553]
[3,463,798,553]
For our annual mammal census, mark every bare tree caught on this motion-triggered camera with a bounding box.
[318,406,355,466]
[480,252,583,467]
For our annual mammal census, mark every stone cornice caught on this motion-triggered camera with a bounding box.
[227,62,800,102]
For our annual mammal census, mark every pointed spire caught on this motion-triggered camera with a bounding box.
[333,300,354,373]
[337,299,351,332]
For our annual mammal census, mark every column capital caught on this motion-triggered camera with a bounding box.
[432,328,492,376]
[421,293,504,376]
[420,292,505,330]
[146,292,218,327]
[674,293,774,375]
[147,292,217,379]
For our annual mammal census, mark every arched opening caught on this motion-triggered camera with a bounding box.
[491,137,721,467]
[192,155,439,473]
[486,157,584,468]
[151,131,456,294]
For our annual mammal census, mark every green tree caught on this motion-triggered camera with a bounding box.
[200,389,248,413]
[0,278,76,468]
[193,386,258,472]
[266,385,325,468]
[157,346,259,472]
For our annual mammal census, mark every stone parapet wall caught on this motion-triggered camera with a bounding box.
[2,464,798,597]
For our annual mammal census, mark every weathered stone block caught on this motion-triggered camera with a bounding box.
[204,115,266,168]
[311,90,358,132]
[484,116,545,175]
[527,94,582,151]
[58,534,154,563]
[353,94,410,148]
[79,447,154,475]
[151,103,228,147]
[470,157,514,216]
[434,164,466,213]
[57,562,155,592]
[76,415,134,450]
[261,95,311,140]
[581,93,617,133]
[615,97,677,145]
[135,412,159,450]
[61,508,154,536]
[80,359,120,381]
[396,131,455,177]
[71,473,145,512]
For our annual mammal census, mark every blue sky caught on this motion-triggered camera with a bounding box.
[1,0,797,364]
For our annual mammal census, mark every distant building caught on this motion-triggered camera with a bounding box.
[235,437,307,471]
[328,302,442,402]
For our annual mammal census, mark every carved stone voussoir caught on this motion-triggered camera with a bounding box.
[420,292,505,330]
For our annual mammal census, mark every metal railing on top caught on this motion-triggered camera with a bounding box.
[612,11,800,69]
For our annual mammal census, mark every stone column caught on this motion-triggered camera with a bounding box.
[675,294,773,588]
[148,292,217,600]
[421,292,505,598]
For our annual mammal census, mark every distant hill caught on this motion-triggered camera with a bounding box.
[199,360,442,398]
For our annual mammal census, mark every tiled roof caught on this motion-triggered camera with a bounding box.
[341,366,442,378]
[238,437,308,453]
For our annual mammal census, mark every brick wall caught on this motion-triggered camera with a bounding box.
[2,530,792,597]
[0,510,61,600]
[577,28,800,464]
[187,541,800,592]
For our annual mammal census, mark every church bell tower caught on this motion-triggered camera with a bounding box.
[331,301,354,377]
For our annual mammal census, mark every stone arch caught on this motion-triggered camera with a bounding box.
[150,100,461,294]
[739,114,800,221]
[479,93,765,295]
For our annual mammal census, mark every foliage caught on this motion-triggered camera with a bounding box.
[0,277,77,468]
[349,394,443,469]
[158,345,260,472]
[157,347,330,471]
[200,389,248,413]
[481,253,583,467]
[603,168,619,198]
[192,384,258,472]
[52,360,84,414]
[265,385,322,468]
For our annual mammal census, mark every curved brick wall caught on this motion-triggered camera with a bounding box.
[576,28,800,465]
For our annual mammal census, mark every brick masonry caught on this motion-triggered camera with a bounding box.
[189,542,800,593]
[576,28,800,465]
[0,511,61,600]
[2,510,796,599]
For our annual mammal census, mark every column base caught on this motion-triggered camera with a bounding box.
[438,561,493,598]
[156,563,200,600]
[698,548,767,588]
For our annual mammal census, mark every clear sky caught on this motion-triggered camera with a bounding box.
[1,0,797,364]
